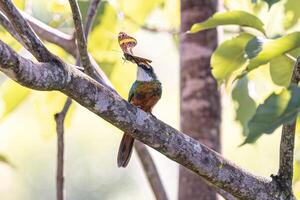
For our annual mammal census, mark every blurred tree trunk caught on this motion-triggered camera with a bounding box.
[179,0,220,200]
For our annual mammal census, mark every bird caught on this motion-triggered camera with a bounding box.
[117,32,162,167]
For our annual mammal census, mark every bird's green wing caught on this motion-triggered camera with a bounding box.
[128,81,138,102]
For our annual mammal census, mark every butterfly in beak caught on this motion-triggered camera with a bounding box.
[118,32,152,67]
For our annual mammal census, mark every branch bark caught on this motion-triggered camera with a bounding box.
[68,0,94,77]
[0,0,54,62]
[0,40,284,199]
[54,98,72,200]
[0,11,27,48]
[276,57,300,199]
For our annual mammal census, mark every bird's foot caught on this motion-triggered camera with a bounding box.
[149,112,157,119]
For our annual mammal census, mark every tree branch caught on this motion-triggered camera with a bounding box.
[0,0,54,62]
[54,98,71,200]
[0,11,27,48]
[21,11,77,57]
[134,142,168,200]
[68,0,92,73]
[68,0,113,88]
[277,57,300,198]
[0,39,283,199]
[54,1,102,199]
[84,0,101,38]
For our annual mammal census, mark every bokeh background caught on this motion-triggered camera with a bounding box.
[0,0,300,199]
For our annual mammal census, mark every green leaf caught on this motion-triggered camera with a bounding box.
[243,85,300,144]
[211,33,254,84]
[248,32,300,71]
[0,79,30,119]
[263,0,280,9]
[190,11,265,34]
[284,0,300,29]
[269,55,294,87]
[232,77,256,136]
[245,37,265,59]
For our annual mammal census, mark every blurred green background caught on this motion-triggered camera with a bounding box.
[0,0,300,199]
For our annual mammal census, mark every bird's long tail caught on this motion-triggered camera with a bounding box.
[117,133,134,167]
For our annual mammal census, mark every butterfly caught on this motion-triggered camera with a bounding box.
[118,32,152,67]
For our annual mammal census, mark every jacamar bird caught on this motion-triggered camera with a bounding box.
[117,32,162,167]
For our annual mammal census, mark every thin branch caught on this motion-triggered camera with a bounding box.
[0,11,27,48]
[0,40,282,199]
[21,11,77,57]
[134,142,168,200]
[54,98,71,200]
[84,0,101,39]
[277,57,300,197]
[68,0,91,72]
[68,0,113,88]
[0,0,54,62]
[54,1,102,199]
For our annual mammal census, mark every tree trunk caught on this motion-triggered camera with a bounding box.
[179,1,220,200]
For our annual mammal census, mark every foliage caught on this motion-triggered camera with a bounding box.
[190,0,300,145]
[243,85,300,144]
[190,10,265,34]
[232,77,256,136]
[211,33,254,84]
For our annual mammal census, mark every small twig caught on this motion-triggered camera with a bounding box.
[0,11,27,48]
[277,57,300,197]
[54,98,71,200]
[68,0,91,71]
[84,0,101,39]
[0,0,53,62]
[68,0,112,88]
[134,142,168,200]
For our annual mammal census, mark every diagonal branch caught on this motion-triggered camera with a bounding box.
[0,40,283,199]
[68,0,92,74]
[0,0,54,62]
[7,10,111,89]
[0,11,27,48]
[277,57,300,198]
[134,142,168,200]
[68,0,113,88]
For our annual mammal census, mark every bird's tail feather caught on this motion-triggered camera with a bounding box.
[117,133,134,167]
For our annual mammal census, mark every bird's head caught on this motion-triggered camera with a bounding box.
[136,63,157,81]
